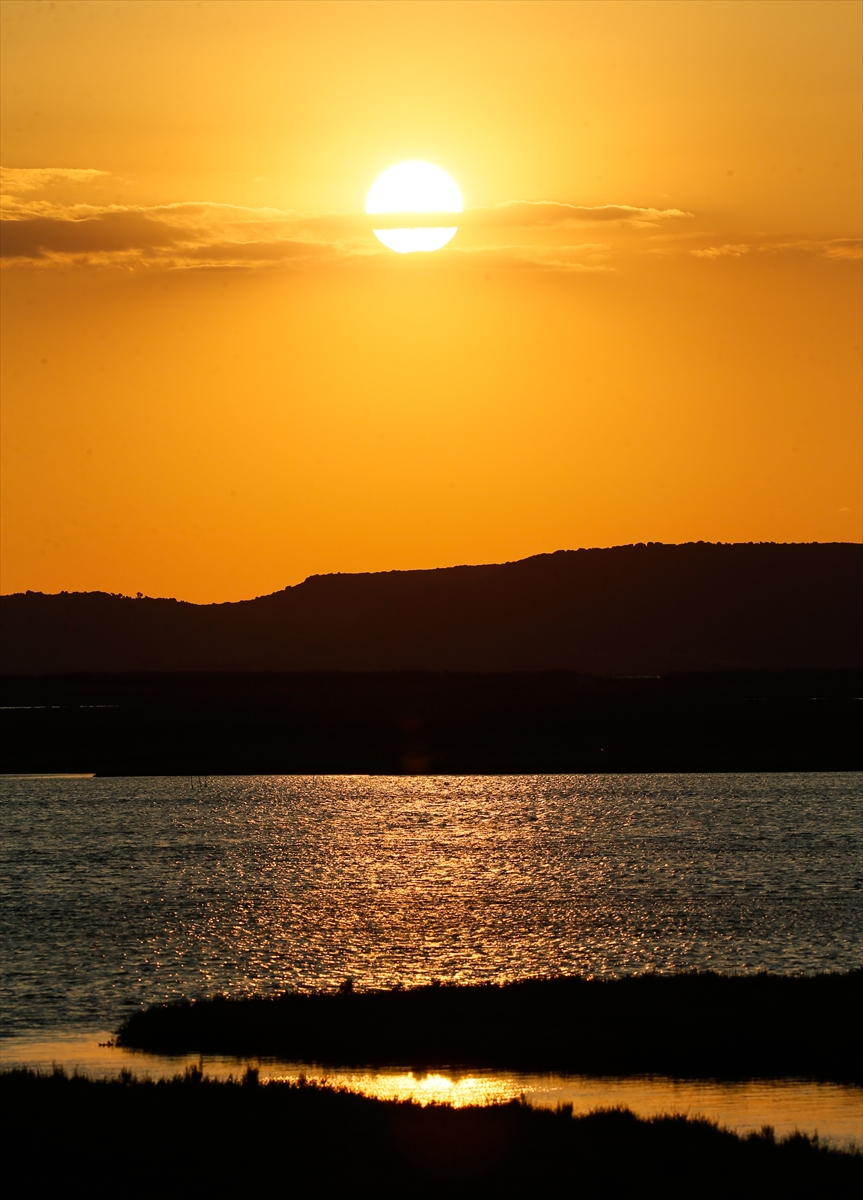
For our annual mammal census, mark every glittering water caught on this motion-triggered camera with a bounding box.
[1,773,860,1038]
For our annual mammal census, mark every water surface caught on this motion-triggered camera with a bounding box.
[2,773,859,1037]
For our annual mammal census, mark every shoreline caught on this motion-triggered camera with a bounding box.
[117,971,863,1085]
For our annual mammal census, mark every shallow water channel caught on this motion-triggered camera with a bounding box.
[2,1031,860,1152]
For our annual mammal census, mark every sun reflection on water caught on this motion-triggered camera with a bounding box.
[2,1033,861,1151]
[291,1070,500,1109]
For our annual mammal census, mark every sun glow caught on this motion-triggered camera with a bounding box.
[366,161,463,254]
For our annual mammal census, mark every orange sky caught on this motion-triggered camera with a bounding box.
[1,0,861,602]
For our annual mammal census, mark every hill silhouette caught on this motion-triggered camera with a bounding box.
[2,542,861,675]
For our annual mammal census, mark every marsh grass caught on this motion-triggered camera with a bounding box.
[2,1067,859,1198]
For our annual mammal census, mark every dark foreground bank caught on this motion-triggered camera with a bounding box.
[2,668,860,773]
[2,1070,859,1198]
[118,971,863,1084]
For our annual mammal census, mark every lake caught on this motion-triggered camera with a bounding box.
[2,772,861,1144]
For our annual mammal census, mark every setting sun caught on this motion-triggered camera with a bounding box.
[366,160,463,253]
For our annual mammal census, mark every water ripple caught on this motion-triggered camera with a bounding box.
[1,772,860,1035]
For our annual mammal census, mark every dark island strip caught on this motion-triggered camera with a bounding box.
[2,668,860,774]
[3,1070,860,1198]
[117,972,863,1085]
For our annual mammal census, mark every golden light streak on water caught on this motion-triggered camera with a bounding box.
[3,1033,860,1151]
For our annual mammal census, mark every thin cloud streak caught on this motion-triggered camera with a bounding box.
[0,166,109,196]
[691,244,751,259]
[463,200,692,228]
[452,242,612,272]
[690,236,862,261]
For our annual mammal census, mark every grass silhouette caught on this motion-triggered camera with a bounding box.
[118,970,862,1083]
[2,1068,860,1198]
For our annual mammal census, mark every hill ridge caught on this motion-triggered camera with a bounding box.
[2,541,860,675]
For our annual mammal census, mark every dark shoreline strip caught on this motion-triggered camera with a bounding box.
[4,669,860,775]
[2,1070,860,1197]
[117,971,862,1084]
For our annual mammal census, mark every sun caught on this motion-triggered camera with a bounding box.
[366,161,463,254]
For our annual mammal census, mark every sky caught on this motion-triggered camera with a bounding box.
[1,0,860,603]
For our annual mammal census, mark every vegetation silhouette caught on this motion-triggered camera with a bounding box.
[118,971,862,1084]
[3,1069,859,1197]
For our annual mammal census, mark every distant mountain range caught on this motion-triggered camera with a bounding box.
[2,542,861,675]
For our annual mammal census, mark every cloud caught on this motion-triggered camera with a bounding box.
[1,168,701,271]
[452,242,612,272]
[0,169,369,268]
[364,202,691,232]
[173,238,347,268]
[0,214,347,269]
[689,237,862,261]
[0,167,109,197]
[788,237,862,261]
[0,212,182,258]
[8,165,853,274]
[690,244,751,259]
[463,201,692,229]
[0,189,363,269]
